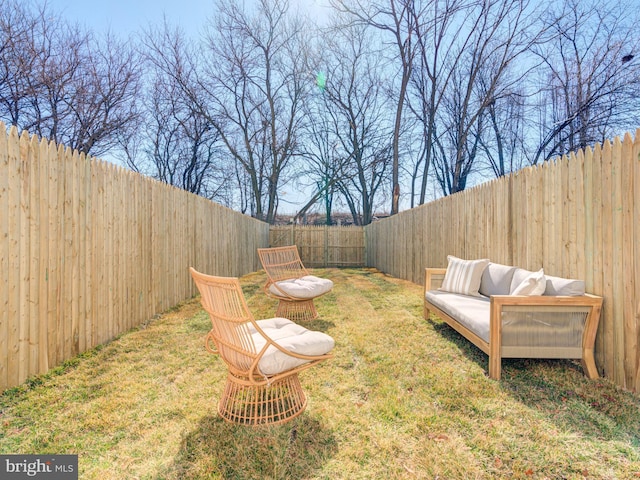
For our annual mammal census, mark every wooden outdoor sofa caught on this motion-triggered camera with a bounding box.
[424,256,603,380]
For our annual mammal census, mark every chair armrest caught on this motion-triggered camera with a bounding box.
[264,278,294,300]
[204,330,219,355]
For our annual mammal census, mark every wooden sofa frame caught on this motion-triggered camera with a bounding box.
[424,268,603,380]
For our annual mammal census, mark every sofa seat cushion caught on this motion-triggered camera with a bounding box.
[479,262,517,297]
[425,290,491,343]
[250,318,335,375]
[269,275,334,299]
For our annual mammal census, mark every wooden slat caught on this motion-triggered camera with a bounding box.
[0,123,10,391]
[27,134,40,378]
[600,140,615,381]
[634,130,640,391]
[621,133,635,389]
[46,142,61,369]
[611,137,625,385]
[71,149,81,357]
[7,127,20,388]
[591,144,605,374]
[18,130,30,384]
[38,138,50,373]
[63,146,74,360]
[573,149,586,282]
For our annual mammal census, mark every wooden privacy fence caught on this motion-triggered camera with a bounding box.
[365,130,640,393]
[4,120,640,395]
[0,124,270,393]
[269,225,365,267]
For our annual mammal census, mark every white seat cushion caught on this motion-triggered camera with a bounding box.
[269,275,333,299]
[249,318,335,375]
[426,290,491,342]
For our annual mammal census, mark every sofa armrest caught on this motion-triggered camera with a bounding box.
[488,294,603,379]
[424,268,447,292]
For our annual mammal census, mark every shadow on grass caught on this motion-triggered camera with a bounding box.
[296,318,335,333]
[429,319,489,367]
[429,318,640,447]
[500,361,640,447]
[163,414,337,479]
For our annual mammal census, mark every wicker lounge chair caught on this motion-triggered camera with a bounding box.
[258,245,333,322]
[189,267,334,425]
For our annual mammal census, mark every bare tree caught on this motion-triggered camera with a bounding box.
[315,21,393,225]
[134,24,231,202]
[64,34,142,157]
[331,0,417,215]
[476,88,528,178]
[193,0,312,223]
[297,97,344,225]
[0,0,41,127]
[530,0,640,164]
[406,0,464,205]
[0,0,142,157]
[427,0,544,195]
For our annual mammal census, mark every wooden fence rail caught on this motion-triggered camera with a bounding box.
[0,124,269,393]
[365,130,640,393]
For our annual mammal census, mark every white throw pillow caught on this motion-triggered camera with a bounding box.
[511,268,546,295]
[439,255,490,297]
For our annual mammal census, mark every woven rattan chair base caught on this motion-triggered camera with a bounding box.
[275,299,319,322]
[219,372,308,426]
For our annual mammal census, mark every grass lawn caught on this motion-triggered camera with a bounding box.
[1,268,639,479]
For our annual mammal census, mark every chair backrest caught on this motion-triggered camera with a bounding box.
[189,268,259,375]
[258,245,309,283]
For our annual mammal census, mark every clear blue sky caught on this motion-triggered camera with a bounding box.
[43,0,215,38]
[43,0,329,39]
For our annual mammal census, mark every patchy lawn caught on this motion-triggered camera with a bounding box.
[1,268,639,479]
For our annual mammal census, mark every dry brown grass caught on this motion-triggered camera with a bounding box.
[1,268,639,479]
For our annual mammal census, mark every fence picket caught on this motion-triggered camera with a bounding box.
[611,138,625,385]
[633,131,640,389]
[27,134,39,378]
[622,133,635,388]
[0,124,9,391]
